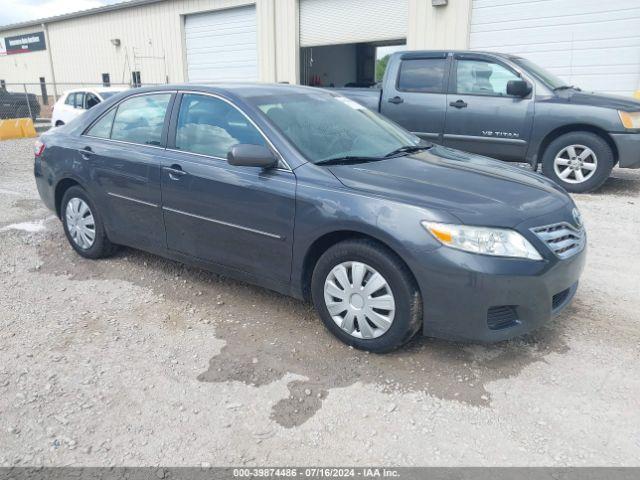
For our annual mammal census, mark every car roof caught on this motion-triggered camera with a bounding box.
[122,82,332,100]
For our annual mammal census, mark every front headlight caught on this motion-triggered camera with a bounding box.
[422,222,542,260]
[618,111,640,130]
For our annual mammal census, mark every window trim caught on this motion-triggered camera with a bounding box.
[74,92,86,109]
[450,54,534,99]
[167,90,291,172]
[395,55,451,94]
[82,90,176,149]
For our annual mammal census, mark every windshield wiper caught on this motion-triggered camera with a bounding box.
[314,155,386,166]
[384,144,432,158]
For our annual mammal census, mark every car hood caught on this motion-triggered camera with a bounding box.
[556,89,640,111]
[327,146,572,227]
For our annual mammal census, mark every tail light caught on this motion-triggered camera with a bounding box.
[34,139,45,157]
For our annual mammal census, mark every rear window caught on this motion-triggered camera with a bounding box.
[397,58,447,93]
[110,93,171,146]
[84,93,171,146]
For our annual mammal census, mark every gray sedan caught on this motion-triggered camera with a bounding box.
[34,84,586,352]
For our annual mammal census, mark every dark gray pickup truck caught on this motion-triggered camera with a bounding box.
[339,51,640,192]
[0,87,41,121]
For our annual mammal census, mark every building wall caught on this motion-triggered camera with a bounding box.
[0,25,53,94]
[0,0,470,92]
[407,0,472,50]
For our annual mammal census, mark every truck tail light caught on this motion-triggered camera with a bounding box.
[34,140,45,157]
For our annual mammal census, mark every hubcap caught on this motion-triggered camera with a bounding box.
[65,197,96,250]
[553,144,598,184]
[323,261,395,339]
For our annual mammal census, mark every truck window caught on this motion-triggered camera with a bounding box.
[397,58,447,93]
[455,60,520,97]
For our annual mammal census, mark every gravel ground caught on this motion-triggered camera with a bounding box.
[0,138,639,467]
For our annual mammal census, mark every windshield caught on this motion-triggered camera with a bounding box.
[511,57,569,90]
[247,92,421,163]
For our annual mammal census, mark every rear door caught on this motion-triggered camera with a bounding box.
[443,54,534,161]
[81,91,175,250]
[160,92,296,286]
[379,52,450,142]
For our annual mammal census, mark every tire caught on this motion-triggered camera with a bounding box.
[60,186,117,259]
[541,131,614,193]
[311,239,422,353]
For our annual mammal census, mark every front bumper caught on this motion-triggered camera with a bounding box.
[611,132,640,168]
[412,242,586,343]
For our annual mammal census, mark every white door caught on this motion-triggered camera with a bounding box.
[184,5,258,82]
[470,0,640,96]
[299,0,408,47]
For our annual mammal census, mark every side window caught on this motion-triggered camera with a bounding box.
[86,108,116,139]
[455,60,521,96]
[64,93,76,106]
[111,93,172,146]
[74,92,86,109]
[175,93,265,158]
[86,93,100,109]
[397,58,447,93]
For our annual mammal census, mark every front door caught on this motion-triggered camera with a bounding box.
[379,53,450,143]
[160,92,296,286]
[443,54,534,161]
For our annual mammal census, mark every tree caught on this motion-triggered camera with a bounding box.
[375,54,391,83]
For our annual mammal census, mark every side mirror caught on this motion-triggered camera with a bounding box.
[506,79,532,97]
[227,144,278,168]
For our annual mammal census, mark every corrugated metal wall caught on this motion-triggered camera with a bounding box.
[47,0,255,85]
[0,0,470,89]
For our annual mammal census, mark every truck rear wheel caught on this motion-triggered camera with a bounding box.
[541,131,613,193]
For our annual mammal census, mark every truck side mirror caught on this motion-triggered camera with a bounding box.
[507,80,532,97]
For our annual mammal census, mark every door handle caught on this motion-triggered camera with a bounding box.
[449,99,468,109]
[388,96,404,104]
[79,146,94,161]
[166,164,186,181]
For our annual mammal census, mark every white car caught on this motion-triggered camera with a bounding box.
[51,87,128,127]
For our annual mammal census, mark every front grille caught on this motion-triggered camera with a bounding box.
[552,287,571,310]
[487,305,519,330]
[531,222,585,259]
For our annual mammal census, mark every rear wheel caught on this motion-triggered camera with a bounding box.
[311,239,422,353]
[61,186,117,259]
[541,131,613,193]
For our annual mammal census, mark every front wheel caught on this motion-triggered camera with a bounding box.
[311,239,422,353]
[541,131,613,193]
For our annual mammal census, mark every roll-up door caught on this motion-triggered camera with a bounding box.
[185,5,258,82]
[299,0,409,47]
[470,0,640,95]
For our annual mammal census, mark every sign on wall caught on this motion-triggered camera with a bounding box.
[0,38,6,56]
[3,32,46,55]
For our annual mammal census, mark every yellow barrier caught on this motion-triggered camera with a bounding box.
[0,118,38,141]
[635,90,640,100]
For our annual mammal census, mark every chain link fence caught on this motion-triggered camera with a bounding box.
[0,82,163,134]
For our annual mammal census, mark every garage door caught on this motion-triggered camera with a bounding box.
[470,0,640,96]
[299,0,408,47]
[185,5,258,82]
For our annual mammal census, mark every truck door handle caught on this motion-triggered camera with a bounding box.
[166,164,186,181]
[388,96,404,104]
[449,99,468,109]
